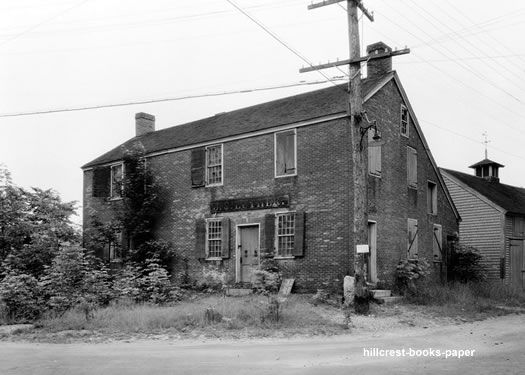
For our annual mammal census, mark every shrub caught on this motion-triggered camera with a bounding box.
[396,258,431,295]
[253,258,282,294]
[449,244,486,283]
[199,265,228,292]
[139,257,176,304]
[0,273,43,321]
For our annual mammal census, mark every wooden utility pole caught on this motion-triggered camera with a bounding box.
[303,0,409,313]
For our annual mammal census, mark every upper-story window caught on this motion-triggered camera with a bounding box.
[407,146,417,188]
[275,130,297,177]
[427,181,437,214]
[205,144,223,186]
[110,163,124,199]
[400,104,409,137]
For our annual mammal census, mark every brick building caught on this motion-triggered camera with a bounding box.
[82,42,460,291]
[441,160,525,289]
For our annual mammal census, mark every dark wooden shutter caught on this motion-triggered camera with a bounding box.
[191,148,206,188]
[195,219,206,259]
[221,218,230,259]
[93,166,111,197]
[265,214,275,255]
[500,257,506,279]
[293,211,305,256]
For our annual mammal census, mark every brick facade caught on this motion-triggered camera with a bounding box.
[83,73,459,292]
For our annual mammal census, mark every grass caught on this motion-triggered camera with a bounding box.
[404,281,525,319]
[35,294,346,339]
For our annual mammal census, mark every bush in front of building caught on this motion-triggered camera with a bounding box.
[448,243,486,283]
[396,258,431,296]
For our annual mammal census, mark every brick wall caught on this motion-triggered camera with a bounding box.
[83,79,459,291]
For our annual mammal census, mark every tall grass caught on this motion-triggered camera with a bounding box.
[37,295,344,335]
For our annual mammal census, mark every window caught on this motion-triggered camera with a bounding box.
[276,213,295,256]
[206,219,222,258]
[407,146,417,188]
[513,217,525,237]
[407,218,418,259]
[400,104,409,137]
[110,163,123,198]
[368,130,381,176]
[433,224,442,262]
[205,145,223,186]
[427,181,437,214]
[108,231,122,261]
[275,130,297,177]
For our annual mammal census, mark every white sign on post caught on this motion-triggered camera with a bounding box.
[356,244,369,254]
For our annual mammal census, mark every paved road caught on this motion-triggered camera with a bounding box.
[1,314,524,375]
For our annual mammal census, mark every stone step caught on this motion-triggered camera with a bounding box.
[225,288,253,297]
[371,289,391,298]
[377,296,404,304]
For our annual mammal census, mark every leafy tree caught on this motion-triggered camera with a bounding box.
[0,166,79,278]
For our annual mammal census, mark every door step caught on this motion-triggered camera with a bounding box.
[371,289,391,298]
[225,288,253,297]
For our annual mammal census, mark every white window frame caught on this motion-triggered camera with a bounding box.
[205,218,223,259]
[205,144,223,187]
[110,162,124,199]
[400,104,409,138]
[427,180,438,215]
[274,211,296,258]
[274,129,297,178]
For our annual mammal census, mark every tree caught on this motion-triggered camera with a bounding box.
[0,165,79,278]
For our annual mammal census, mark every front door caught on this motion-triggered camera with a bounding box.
[367,221,378,283]
[239,225,259,283]
[510,239,524,289]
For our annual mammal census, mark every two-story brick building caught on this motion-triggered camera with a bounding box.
[82,42,460,291]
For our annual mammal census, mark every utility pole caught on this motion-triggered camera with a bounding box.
[303,0,409,313]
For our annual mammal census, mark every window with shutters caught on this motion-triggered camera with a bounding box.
[110,163,124,199]
[400,104,409,137]
[275,130,297,177]
[407,218,418,259]
[205,144,223,186]
[512,216,525,237]
[368,130,381,177]
[275,212,295,257]
[407,146,417,188]
[427,181,437,214]
[433,224,442,262]
[206,219,222,258]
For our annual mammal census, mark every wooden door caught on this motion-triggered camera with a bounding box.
[239,226,259,283]
[367,221,378,283]
[510,240,524,289]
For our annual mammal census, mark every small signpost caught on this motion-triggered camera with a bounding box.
[278,279,295,302]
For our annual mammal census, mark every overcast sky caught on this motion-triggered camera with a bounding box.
[1,0,524,223]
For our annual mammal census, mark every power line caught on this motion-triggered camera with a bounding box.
[224,0,349,88]
[0,78,347,118]
[0,0,90,48]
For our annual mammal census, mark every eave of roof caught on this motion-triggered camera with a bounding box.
[82,73,393,169]
[440,168,525,216]
[468,158,505,168]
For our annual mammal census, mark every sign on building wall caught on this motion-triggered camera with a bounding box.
[210,195,289,214]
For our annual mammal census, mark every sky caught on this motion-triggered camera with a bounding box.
[1,0,525,224]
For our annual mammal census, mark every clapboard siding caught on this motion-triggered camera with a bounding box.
[443,173,504,280]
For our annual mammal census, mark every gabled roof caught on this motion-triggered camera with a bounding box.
[82,74,389,169]
[441,168,525,216]
[468,158,505,169]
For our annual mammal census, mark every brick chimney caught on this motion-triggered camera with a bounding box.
[135,112,155,137]
[366,42,392,79]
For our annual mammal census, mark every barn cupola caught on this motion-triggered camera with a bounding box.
[469,158,504,183]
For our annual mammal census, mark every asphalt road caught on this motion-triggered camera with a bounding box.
[1,314,524,375]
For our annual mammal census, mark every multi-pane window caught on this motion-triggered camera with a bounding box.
[276,213,295,256]
[206,220,222,258]
[427,181,437,214]
[206,145,223,185]
[110,163,123,198]
[400,105,409,137]
[275,130,296,177]
[407,146,418,188]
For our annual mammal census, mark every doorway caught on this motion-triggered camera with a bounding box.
[237,225,260,283]
[510,239,524,289]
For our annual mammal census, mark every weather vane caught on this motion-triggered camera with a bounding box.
[482,131,490,159]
